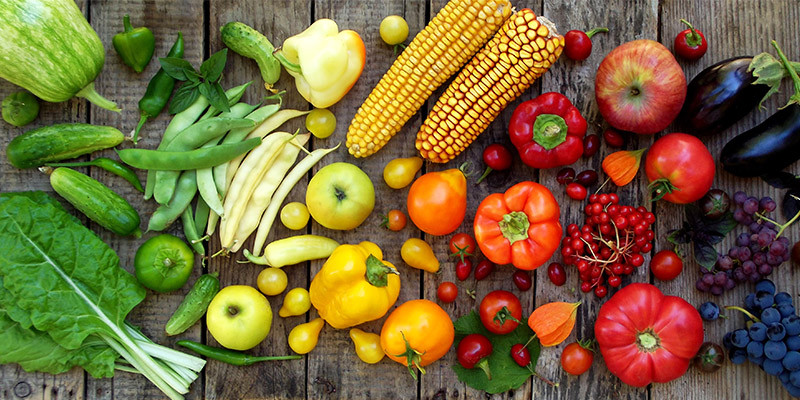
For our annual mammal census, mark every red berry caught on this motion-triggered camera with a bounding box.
[474,260,495,281]
[512,270,533,291]
[630,253,645,267]
[548,262,567,286]
[588,194,599,203]
[580,281,593,292]
[583,134,600,158]
[641,243,653,253]
[603,128,626,148]
[598,194,610,204]
[595,285,608,297]
[611,263,624,275]
[567,224,579,234]
[607,275,622,287]
[609,193,619,204]
[566,183,588,200]
[455,258,473,281]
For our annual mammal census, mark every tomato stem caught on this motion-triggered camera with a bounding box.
[493,306,522,326]
[648,178,679,202]
[393,331,426,380]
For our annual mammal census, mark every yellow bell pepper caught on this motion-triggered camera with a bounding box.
[276,19,365,108]
[309,241,400,329]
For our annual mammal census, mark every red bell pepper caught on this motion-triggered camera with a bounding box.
[473,181,562,270]
[594,283,704,387]
[509,92,587,169]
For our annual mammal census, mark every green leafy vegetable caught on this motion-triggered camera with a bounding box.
[452,311,539,394]
[0,192,205,400]
[667,205,737,271]
[160,49,230,114]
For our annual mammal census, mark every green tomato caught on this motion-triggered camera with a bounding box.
[379,15,409,46]
[305,108,336,139]
[280,202,310,230]
[134,234,195,293]
[2,91,39,127]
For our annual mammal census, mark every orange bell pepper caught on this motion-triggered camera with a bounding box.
[473,181,562,270]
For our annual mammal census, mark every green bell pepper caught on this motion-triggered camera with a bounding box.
[113,15,155,73]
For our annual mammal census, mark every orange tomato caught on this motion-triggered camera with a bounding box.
[407,168,466,236]
[380,299,454,379]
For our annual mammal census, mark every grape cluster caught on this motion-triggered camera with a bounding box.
[724,280,800,397]
[561,193,655,298]
[696,191,791,295]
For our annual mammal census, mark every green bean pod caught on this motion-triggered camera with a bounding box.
[119,137,261,171]
[46,157,144,192]
[180,206,205,255]
[194,196,210,234]
[147,170,197,232]
[176,340,301,365]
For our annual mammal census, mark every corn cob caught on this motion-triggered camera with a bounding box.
[416,9,565,163]
[346,0,512,158]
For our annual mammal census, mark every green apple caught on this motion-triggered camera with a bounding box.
[206,285,272,351]
[306,162,375,230]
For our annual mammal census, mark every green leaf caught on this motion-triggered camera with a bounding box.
[694,240,718,272]
[452,311,538,394]
[169,82,201,114]
[159,57,196,81]
[200,82,231,113]
[200,48,228,83]
[749,53,800,109]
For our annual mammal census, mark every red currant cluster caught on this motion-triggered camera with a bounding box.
[561,193,656,298]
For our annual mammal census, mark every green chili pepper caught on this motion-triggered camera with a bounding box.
[176,340,302,366]
[132,32,185,145]
[113,15,155,73]
[45,157,144,193]
[118,137,261,171]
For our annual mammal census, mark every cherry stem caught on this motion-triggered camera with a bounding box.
[533,372,559,387]
[585,27,609,39]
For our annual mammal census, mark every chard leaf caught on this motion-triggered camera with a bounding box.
[0,195,145,350]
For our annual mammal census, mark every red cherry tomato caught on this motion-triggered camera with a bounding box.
[511,343,531,367]
[566,183,588,200]
[561,342,594,375]
[474,260,495,281]
[455,258,473,281]
[512,270,532,291]
[548,262,567,286]
[564,27,609,61]
[479,290,523,335]
[449,233,477,262]
[673,19,707,60]
[476,143,513,184]
[602,128,626,148]
[650,250,683,281]
[437,281,458,303]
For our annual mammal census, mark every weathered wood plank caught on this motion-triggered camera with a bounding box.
[654,1,800,399]
[204,1,311,399]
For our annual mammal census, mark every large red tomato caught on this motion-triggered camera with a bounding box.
[644,133,714,204]
[594,283,703,387]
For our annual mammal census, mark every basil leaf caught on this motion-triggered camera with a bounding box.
[169,82,201,114]
[200,48,228,83]
[693,240,718,271]
[667,227,692,245]
[704,212,737,245]
[784,189,800,221]
[184,68,201,84]
[159,57,195,81]
[200,82,231,113]
[761,172,800,189]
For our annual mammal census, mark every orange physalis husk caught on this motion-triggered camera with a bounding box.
[527,301,580,347]
[602,149,645,187]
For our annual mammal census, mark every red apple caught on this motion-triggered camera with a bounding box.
[595,39,687,135]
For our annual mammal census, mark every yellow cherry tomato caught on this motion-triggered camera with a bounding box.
[400,238,440,273]
[280,202,310,230]
[383,156,423,189]
[379,15,409,46]
[279,287,311,317]
[305,108,336,139]
[288,317,325,354]
[256,267,288,296]
[349,328,385,364]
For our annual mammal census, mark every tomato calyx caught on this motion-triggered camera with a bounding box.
[635,328,661,352]
[449,244,474,262]
[533,113,569,150]
[576,338,595,352]
[365,255,399,287]
[493,306,522,327]
[648,178,679,202]
[393,331,426,380]
[499,211,530,245]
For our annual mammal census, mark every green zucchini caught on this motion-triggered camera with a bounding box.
[47,167,141,237]
[165,273,220,336]
[7,123,124,169]
[0,0,119,111]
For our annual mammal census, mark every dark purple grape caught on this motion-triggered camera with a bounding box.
[759,263,773,276]
[717,255,733,271]
[753,251,767,266]
[760,197,777,212]
[770,241,786,256]
[702,273,715,286]
[729,247,741,259]
[748,271,763,283]
[714,271,728,285]
[696,279,710,292]
[742,261,756,274]
[734,191,748,205]
[750,222,764,234]
[733,268,747,282]
[737,233,751,246]
[733,208,747,224]
[710,285,723,296]
[724,279,736,290]
[743,197,760,214]
[767,252,782,266]
[739,246,752,261]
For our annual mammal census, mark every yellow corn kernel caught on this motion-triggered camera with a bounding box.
[416,9,565,163]
[346,0,512,158]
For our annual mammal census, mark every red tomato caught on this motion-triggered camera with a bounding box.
[650,250,683,281]
[437,282,458,303]
[408,168,467,236]
[479,290,522,335]
[644,133,714,204]
[449,233,476,261]
[595,283,704,387]
[561,342,594,375]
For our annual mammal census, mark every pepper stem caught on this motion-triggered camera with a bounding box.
[585,27,609,39]
[365,255,398,287]
[498,211,530,246]
[123,15,133,33]
[771,40,800,107]
[273,50,302,74]
[679,19,702,46]
[76,82,121,112]
[533,113,569,150]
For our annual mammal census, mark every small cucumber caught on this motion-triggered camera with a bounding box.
[165,273,220,336]
[6,123,124,169]
[47,167,141,237]
[220,22,281,85]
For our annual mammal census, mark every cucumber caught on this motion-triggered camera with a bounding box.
[47,167,141,237]
[165,273,221,336]
[7,123,124,169]
[220,22,281,85]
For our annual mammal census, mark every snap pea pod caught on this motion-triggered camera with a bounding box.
[46,157,144,192]
[194,194,210,234]
[198,82,252,121]
[153,117,255,204]
[180,206,205,255]
[176,340,301,365]
[119,137,261,170]
[148,170,197,232]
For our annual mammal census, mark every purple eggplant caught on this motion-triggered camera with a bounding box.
[679,56,770,136]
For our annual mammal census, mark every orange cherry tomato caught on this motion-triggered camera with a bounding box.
[380,209,407,231]
[380,299,454,378]
[407,168,466,236]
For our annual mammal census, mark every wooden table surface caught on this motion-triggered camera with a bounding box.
[2,0,800,399]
